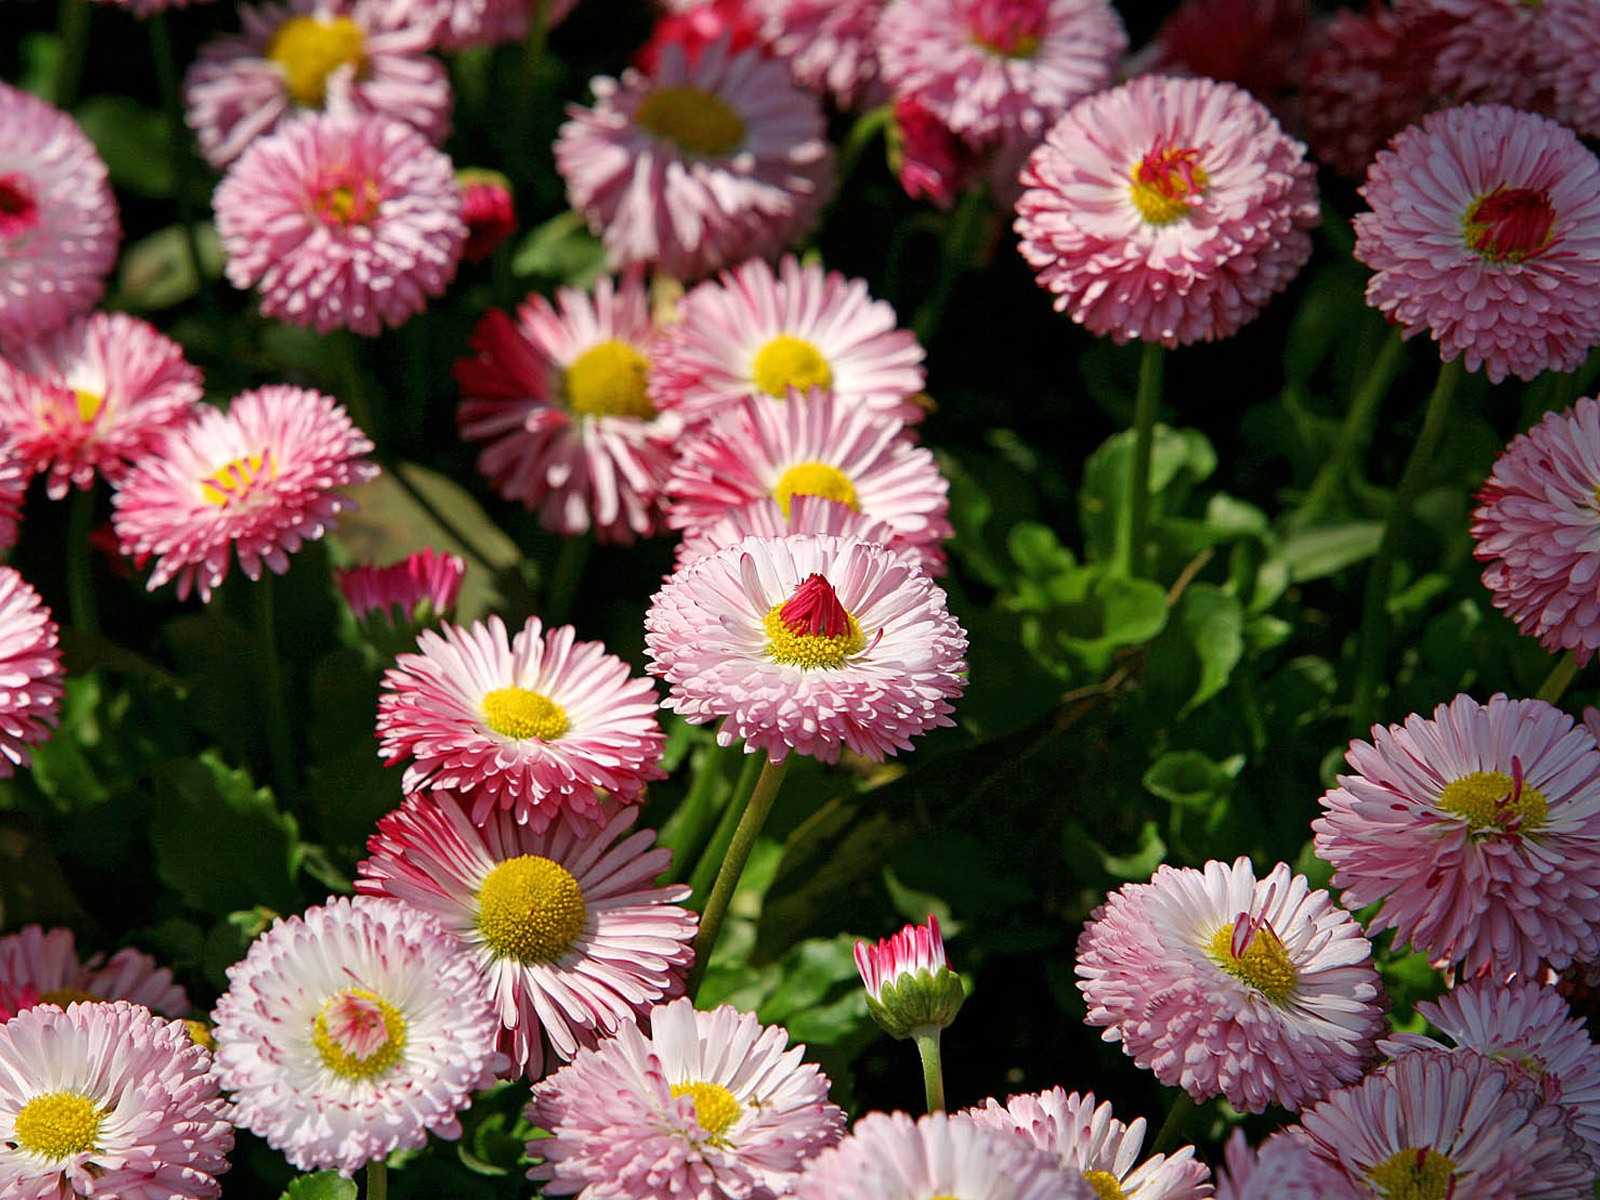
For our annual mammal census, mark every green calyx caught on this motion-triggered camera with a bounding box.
[864,967,967,1040]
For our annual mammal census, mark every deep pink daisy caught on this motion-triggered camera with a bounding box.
[335,547,465,626]
[0,312,202,500]
[0,445,26,552]
[645,533,968,764]
[1394,0,1559,113]
[214,110,466,336]
[1131,0,1312,120]
[0,83,119,347]
[1313,693,1600,978]
[1214,1129,1359,1200]
[110,384,379,602]
[555,39,835,280]
[0,925,188,1017]
[0,567,63,779]
[747,0,887,109]
[458,168,517,263]
[1354,104,1600,384]
[1016,74,1319,347]
[356,795,695,1079]
[376,615,667,829]
[1545,0,1600,140]
[183,0,452,170]
[650,254,925,426]
[455,272,678,544]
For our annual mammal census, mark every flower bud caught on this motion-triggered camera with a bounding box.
[854,914,965,1040]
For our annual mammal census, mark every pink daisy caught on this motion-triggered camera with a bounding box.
[1075,857,1386,1113]
[458,167,517,263]
[110,384,379,602]
[1545,0,1600,140]
[664,389,951,574]
[0,312,202,500]
[1214,1130,1358,1200]
[183,0,452,170]
[0,83,119,348]
[0,567,63,779]
[1131,0,1312,120]
[747,0,887,110]
[675,493,904,571]
[0,925,188,1017]
[1395,0,1558,113]
[555,39,835,280]
[1353,104,1600,384]
[645,533,968,764]
[1312,693,1600,978]
[454,272,679,544]
[891,93,980,210]
[0,445,26,552]
[335,547,465,626]
[0,1001,233,1200]
[635,0,769,75]
[356,796,696,1079]
[387,0,577,50]
[649,254,926,427]
[376,614,667,829]
[214,110,466,336]
[1015,74,1319,347]
[527,996,844,1200]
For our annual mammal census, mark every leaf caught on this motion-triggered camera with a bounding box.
[511,210,607,287]
[1278,522,1384,583]
[1173,584,1244,715]
[1144,750,1242,812]
[1094,819,1167,880]
[75,95,174,197]
[280,1172,358,1200]
[1080,426,1218,562]
[113,224,222,311]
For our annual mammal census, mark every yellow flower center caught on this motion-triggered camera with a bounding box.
[671,1080,741,1141]
[1083,1172,1127,1200]
[13,1091,102,1159]
[267,15,367,108]
[199,452,271,507]
[773,461,859,518]
[635,85,746,157]
[751,334,834,398]
[482,686,569,740]
[74,389,104,424]
[312,988,407,1080]
[1128,145,1210,226]
[764,603,865,669]
[1462,185,1555,264]
[475,854,588,963]
[183,1019,216,1052]
[564,339,656,419]
[1436,769,1547,834]
[1206,916,1298,1004]
[37,987,95,1007]
[1367,1147,1456,1200]
[314,179,382,227]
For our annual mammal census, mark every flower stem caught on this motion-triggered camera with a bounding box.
[1299,324,1407,521]
[659,737,740,885]
[1115,340,1165,579]
[687,750,762,904]
[507,0,551,199]
[1149,1090,1195,1156]
[912,187,990,345]
[54,0,90,109]
[1536,652,1582,706]
[913,1030,946,1114]
[67,486,99,636]
[835,104,892,194]
[366,1159,387,1200]
[253,573,296,801]
[149,12,216,331]
[545,532,591,627]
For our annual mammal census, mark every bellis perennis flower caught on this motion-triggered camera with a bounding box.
[0,567,65,779]
[335,547,465,628]
[855,914,965,1039]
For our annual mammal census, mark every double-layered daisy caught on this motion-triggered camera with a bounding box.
[645,533,968,764]
[1131,0,1311,120]
[356,796,696,1079]
[1300,4,1434,180]
[1546,0,1600,139]
[0,925,188,1017]
[210,896,503,1175]
[1313,693,1600,978]
[0,1001,233,1200]
[455,272,678,544]
[0,312,202,500]
[110,384,379,602]
[527,997,844,1200]
[0,567,63,780]
[1395,0,1559,113]
[214,111,466,336]
[1016,74,1319,347]
[336,547,465,627]
[555,39,835,280]
[376,615,667,829]
[747,0,886,110]
[1075,857,1386,1113]
[1354,104,1600,383]
[675,493,903,571]
[1214,1129,1359,1200]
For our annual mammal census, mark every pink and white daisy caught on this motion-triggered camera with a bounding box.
[0,312,202,500]
[376,614,667,829]
[747,0,886,110]
[0,445,26,552]
[650,255,925,427]
[0,1001,233,1200]
[1016,74,1319,347]
[387,0,577,50]
[455,272,678,544]
[210,896,503,1175]
[0,567,63,780]
[645,533,968,764]
[214,111,466,336]
[1213,1129,1358,1200]
[1075,857,1386,1113]
[356,796,696,1079]
[335,547,465,626]
[1353,104,1600,383]
[0,83,119,348]
[0,925,188,1017]
[527,996,845,1200]
[1545,0,1600,140]
[664,390,951,574]
[1313,693,1600,978]
[855,914,967,1039]
[1395,0,1558,113]
[183,0,452,170]
[675,493,904,571]
[555,39,835,280]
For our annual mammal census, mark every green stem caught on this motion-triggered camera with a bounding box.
[1115,340,1165,579]
[913,1030,946,1114]
[1149,1090,1195,1156]
[1536,652,1582,706]
[544,532,591,627]
[687,751,762,905]
[835,104,892,194]
[254,573,296,801]
[1299,325,1408,521]
[149,12,216,331]
[507,0,552,197]
[366,1159,387,1200]
[337,332,379,448]
[1349,356,1464,733]
[658,738,740,884]
[54,0,90,109]
[67,486,98,636]
[912,187,990,345]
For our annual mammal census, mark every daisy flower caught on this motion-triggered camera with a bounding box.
[387,0,577,50]
[1545,0,1600,139]
[1075,857,1386,1113]
[664,390,951,574]
[0,1001,233,1200]
[856,914,966,1039]
[455,272,678,544]
[356,796,696,1079]
[674,493,903,571]
[111,384,378,602]
[555,39,835,280]
[0,925,188,1017]
[635,0,767,75]
[1131,0,1312,120]
[210,896,503,1175]
[645,533,968,764]
[0,567,64,780]
[183,0,452,170]
[649,254,925,427]
[0,83,119,347]
[1395,0,1559,113]
[214,110,466,336]
[1214,1129,1358,1200]
[1015,74,1319,347]
[375,614,667,829]
[95,0,217,14]
[0,446,26,552]
[0,312,202,500]
[335,547,465,626]
[747,0,887,110]
[527,996,845,1200]
[458,168,517,263]
[1354,104,1600,384]
[1313,693,1600,978]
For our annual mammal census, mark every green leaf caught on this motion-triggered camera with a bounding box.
[1278,522,1384,583]
[511,210,607,287]
[1173,584,1244,715]
[1006,521,1076,579]
[75,95,174,196]
[1143,749,1241,810]
[1080,426,1217,562]
[1094,819,1167,880]
[280,1172,359,1200]
[113,224,222,311]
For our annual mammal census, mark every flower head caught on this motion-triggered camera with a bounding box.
[1213,1129,1360,1200]
[1545,0,1600,140]
[855,914,966,1039]
[1132,0,1312,119]
[0,925,188,1017]
[635,0,768,75]
[336,547,465,627]
[458,168,516,263]
[890,94,979,209]
[1395,0,1561,113]
[674,493,905,571]
[0,567,63,779]
[747,0,886,110]
[0,447,28,555]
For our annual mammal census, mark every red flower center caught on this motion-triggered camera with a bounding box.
[965,0,1048,57]
[312,173,381,227]
[0,173,40,239]
[1128,144,1210,225]
[779,572,851,637]
[1463,185,1556,263]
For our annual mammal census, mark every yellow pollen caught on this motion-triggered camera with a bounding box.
[564,339,655,419]
[38,987,95,1007]
[1367,1147,1456,1200]
[763,603,865,669]
[751,335,834,398]
[74,389,104,424]
[317,180,381,226]
[670,1080,741,1140]
[199,452,270,507]
[475,854,588,964]
[1205,919,1298,1004]
[635,85,746,157]
[267,16,367,108]
[1083,1171,1127,1200]
[1436,770,1547,834]
[773,461,859,518]
[13,1091,102,1159]
[1128,147,1210,226]
[183,1019,216,1052]
[972,31,1040,57]
[481,686,570,741]
[312,988,406,1080]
